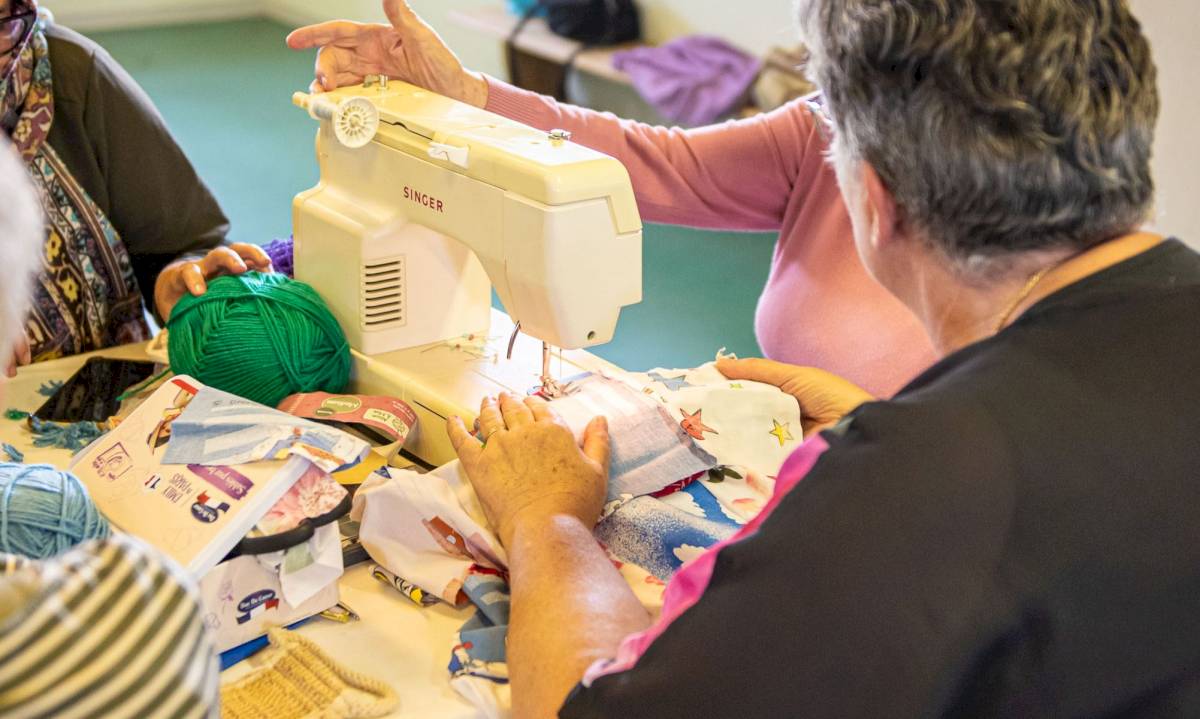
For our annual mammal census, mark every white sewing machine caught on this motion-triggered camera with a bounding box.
[292,78,642,465]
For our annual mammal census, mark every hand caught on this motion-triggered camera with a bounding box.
[285,0,489,107]
[717,357,876,435]
[154,243,272,321]
[447,392,610,548]
[5,330,29,378]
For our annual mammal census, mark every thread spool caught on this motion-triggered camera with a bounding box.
[0,463,110,559]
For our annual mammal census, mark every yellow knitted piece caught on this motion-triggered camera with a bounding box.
[221,628,398,719]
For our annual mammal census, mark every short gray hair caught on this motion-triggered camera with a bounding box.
[0,143,42,358]
[798,0,1159,269]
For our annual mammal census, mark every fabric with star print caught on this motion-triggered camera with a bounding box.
[618,360,803,479]
[547,373,718,502]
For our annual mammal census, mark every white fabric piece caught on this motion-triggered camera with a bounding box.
[697,468,776,522]
[449,674,511,719]
[352,466,506,604]
[252,522,344,607]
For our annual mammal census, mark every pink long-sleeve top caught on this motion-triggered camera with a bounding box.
[485,79,936,397]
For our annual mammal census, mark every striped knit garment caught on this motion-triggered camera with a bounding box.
[0,534,219,718]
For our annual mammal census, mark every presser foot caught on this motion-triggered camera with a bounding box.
[537,342,580,399]
[537,376,579,400]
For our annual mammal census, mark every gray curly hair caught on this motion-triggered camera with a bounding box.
[797,0,1159,270]
[0,142,42,360]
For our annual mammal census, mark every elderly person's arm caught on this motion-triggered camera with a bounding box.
[447,394,650,719]
[45,25,270,322]
[287,1,819,231]
[479,80,815,231]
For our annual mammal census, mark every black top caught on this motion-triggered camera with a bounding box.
[44,24,228,313]
[563,239,1200,717]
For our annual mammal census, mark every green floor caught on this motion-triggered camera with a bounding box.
[90,18,777,370]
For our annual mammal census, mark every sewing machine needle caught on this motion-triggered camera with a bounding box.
[541,341,552,392]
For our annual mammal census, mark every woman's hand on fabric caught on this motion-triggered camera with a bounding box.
[154,244,272,322]
[5,331,30,378]
[716,357,875,435]
[285,0,489,108]
[447,393,610,548]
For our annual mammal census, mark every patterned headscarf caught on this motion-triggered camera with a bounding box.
[0,0,51,161]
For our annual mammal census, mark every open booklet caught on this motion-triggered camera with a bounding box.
[71,376,311,577]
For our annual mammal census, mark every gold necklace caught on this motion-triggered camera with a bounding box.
[992,264,1055,334]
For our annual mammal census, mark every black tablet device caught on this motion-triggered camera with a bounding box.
[33,357,158,423]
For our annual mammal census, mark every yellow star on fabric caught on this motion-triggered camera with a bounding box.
[769,419,794,447]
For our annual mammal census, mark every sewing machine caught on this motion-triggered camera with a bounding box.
[292,79,642,465]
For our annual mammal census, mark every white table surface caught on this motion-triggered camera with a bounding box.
[1,344,480,718]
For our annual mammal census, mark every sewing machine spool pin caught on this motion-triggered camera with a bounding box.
[362,74,389,90]
[294,93,379,149]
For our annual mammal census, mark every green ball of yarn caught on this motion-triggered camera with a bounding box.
[167,271,351,407]
[0,463,110,559]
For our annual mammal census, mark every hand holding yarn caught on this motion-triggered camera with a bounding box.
[167,271,352,407]
[0,463,110,559]
[154,243,273,321]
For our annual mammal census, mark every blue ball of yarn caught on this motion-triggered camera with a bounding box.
[0,463,110,559]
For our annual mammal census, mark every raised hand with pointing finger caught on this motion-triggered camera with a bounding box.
[285,0,489,107]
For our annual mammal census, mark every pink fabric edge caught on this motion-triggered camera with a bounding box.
[582,435,832,685]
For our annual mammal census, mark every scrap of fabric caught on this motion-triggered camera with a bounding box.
[619,362,802,480]
[542,372,718,502]
[162,386,369,472]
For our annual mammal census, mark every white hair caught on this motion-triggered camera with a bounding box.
[0,143,42,358]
